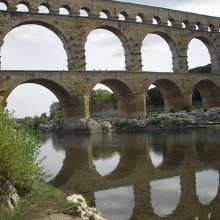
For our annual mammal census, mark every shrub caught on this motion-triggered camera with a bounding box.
[0,106,46,192]
[183,105,192,113]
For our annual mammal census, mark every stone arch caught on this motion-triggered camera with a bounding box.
[193,79,220,109]
[6,78,72,117]
[85,25,129,70]
[85,27,126,70]
[182,20,190,28]
[2,21,70,70]
[80,7,91,17]
[90,78,137,117]
[100,9,111,19]
[119,11,129,21]
[142,31,179,72]
[0,0,8,10]
[16,1,31,11]
[59,5,71,15]
[152,16,161,25]
[167,18,175,27]
[136,13,144,22]
[188,36,218,72]
[38,3,50,14]
[149,79,186,112]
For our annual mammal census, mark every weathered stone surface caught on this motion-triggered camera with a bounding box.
[99,121,112,132]
[0,180,19,212]
[53,118,102,133]
[112,108,220,131]
[0,0,220,120]
[67,194,106,220]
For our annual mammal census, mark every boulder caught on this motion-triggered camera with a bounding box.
[67,194,106,220]
[0,179,19,212]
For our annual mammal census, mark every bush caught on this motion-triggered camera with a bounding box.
[183,105,192,113]
[0,106,46,192]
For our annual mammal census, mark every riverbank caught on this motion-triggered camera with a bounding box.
[40,107,220,133]
[0,183,105,220]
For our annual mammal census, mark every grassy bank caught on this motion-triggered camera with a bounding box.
[0,183,76,220]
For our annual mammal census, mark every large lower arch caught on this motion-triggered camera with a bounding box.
[6,79,76,118]
[149,79,189,112]
[1,21,69,70]
[91,78,146,117]
[193,80,220,109]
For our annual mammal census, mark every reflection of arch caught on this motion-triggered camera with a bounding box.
[150,176,181,217]
[196,170,219,205]
[149,79,185,112]
[193,79,220,109]
[3,21,70,70]
[188,36,217,72]
[92,78,135,117]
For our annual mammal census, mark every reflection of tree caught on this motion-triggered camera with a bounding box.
[93,146,119,160]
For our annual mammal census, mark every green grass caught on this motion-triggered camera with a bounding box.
[0,184,77,220]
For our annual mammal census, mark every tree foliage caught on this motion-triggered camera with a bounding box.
[0,106,46,192]
[49,102,62,120]
[90,89,117,113]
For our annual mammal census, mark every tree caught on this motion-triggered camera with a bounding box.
[0,105,46,191]
[49,102,62,120]
[90,89,117,113]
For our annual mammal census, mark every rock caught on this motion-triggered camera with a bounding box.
[0,180,19,212]
[67,194,106,220]
[99,121,112,132]
[53,118,102,133]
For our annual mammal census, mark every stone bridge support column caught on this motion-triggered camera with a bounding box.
[119,93,146,118]
[61,94,89,119]
[64,31,87,71]
[173,44,189,73]
[123,40,143,72]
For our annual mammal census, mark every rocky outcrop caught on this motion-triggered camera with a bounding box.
[67,194,106,220]
[52,118,102,133]
[0,179,19,212]
[112,108,220,131]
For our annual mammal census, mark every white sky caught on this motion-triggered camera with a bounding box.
[1,0,219,118]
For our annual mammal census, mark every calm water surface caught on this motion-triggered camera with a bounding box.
[39,130,220,219]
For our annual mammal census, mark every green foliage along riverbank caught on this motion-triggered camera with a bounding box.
[0,106,46,192]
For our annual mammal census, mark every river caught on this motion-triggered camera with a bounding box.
[39,129,220,219]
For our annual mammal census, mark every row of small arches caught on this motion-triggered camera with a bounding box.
[0,1,219,33]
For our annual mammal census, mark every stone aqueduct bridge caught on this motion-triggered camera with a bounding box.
[1,0,220,118]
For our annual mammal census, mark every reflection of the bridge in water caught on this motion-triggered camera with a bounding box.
[48,130,220,219]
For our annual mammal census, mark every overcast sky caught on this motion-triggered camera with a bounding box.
[2,0,220,118]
